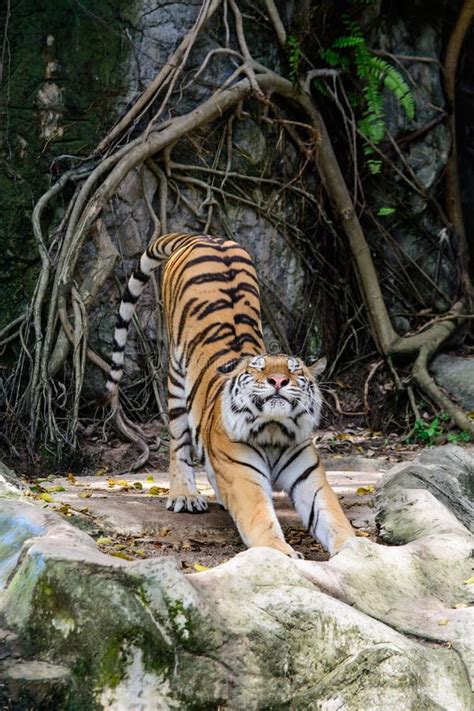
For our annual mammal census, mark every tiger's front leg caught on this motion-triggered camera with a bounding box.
[166,375,207,513]
[208,441,300,558]
[273,438,355,556]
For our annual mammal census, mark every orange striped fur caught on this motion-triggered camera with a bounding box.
[105,232,354,557]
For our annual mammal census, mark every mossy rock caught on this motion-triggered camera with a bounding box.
[0,0,137,330]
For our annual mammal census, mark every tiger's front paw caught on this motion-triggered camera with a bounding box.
[166,494,208,513]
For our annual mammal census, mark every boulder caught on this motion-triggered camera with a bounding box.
[0,448,472,709]
[430,354,474,411]
[0,461,22,500]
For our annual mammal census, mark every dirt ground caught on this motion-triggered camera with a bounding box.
[24,438,407,569]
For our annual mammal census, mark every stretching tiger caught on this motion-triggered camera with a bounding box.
[105,231,354,558]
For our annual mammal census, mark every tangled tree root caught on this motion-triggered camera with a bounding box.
[1,0,472,464]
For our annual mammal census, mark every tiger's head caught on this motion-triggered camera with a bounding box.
[220,354,326,446]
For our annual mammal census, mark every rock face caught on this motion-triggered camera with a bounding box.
[430,354,474,411]
[367,11,456,329]
[0,447,473,709]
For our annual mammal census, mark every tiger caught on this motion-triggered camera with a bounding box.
[104,231,354,558]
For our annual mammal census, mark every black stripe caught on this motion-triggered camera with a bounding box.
[312,509,320,538]
[122,285,140,305]
[288,465,317,500]
[168,407,187,420]
[307,487,323,534]
[108,373,121,383]
[133,266,150,283]
[186,323,234,360]
[177,297,199,341]
[234,313,259,329]
[273,443,309,484]
[227,333,262,352]
[178,269,259,300]
[115,314,129,329]
[173,254,255,286]
[168,371,184,389]
[145,246,163,261]
[194,299,232,320]
[222,453,266,477]
[220,282,259,301]
[112,338,126,352]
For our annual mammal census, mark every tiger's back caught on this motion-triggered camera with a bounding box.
[162,234,265,460]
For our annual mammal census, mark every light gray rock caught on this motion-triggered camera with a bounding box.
[0,447,473,708]
[0,462,22,500]
[430,354,474,411]
[376,444,474,534]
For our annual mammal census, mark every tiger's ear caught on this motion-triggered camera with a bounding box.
[308,357,327,378]
[217,358,240,374]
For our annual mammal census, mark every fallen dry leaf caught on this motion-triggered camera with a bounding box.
[193,563,209,572]
[149,486,168,496]
[96,536,112,546]
[356,485,375,496]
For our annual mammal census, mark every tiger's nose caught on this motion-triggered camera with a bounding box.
[267,375,290,390]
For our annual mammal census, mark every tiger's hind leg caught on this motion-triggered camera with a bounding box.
[273,438,354,556]
[166,373,207,513]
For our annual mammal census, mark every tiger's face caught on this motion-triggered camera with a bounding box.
[221,354,326,446]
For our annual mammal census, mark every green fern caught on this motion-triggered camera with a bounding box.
[319,16,415,174]
[287,34,302,85]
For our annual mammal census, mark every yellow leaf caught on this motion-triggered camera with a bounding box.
[438,618,449,626]
[355,530,370,537]
[146,475,154,482]
[463,576,474,585]
[110,551,132,561]
[193,563,209,572]
[79,490,92,499]
[356,486,375,496]
[134,548,146,556]
[67,473,76,484]
[95,468,108,477]
[117,480,129,487]
[46,485,66,493]
[336,433,354,441]
[453,603,468,609]
[149,486,168,496]
[97,536,112,546]
[39,493,54,502]
[132,482,143,490]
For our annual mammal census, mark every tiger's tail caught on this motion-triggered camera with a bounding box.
[103,231,199,403]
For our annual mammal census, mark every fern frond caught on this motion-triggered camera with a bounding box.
[333,36,365,48]
[365,56,415,120]
[320,48,343,66]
